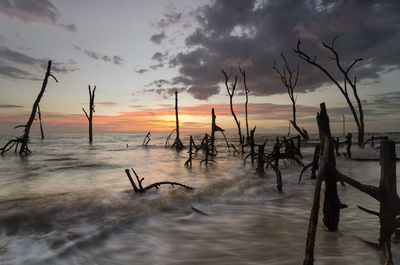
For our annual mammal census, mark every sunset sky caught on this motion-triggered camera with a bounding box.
[0,0,399,135]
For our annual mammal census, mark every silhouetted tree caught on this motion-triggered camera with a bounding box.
[1,61,57,155]
[82,85,96,143]
[171,91,184,150]
[221,68,244,153]
[273,53,309,140]
[294,37,365,147]
[239,66,250,144]
[37,104,45,140]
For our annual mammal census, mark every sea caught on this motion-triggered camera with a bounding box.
[0,132,399,265]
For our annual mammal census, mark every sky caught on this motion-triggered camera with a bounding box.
[0,0,399,135]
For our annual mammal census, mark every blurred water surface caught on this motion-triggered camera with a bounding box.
[0,133,399,265]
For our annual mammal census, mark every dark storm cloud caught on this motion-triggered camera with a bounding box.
[0,45,78,80]
[0,0,77,32]
[150,32,167,45]
[82,49,125,65]
[164,0,400,100]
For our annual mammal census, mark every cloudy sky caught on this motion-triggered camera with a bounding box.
[0,0,399,135]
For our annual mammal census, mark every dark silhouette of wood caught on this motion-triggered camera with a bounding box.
[294,38,365,147]
[337,140,399,265]
[303,157,323,265]
[256,142,266,176]
[244,127,257,164]
[299,144,320,183]
[200,133,216,166]
[185,136,196,167]
[221,68,244,153]
[142,132,151,147]
[273,53,309,140]
[210,108,230,153]
[37,104,45,140]
[230,143,240,155]
[317,103,342,232]
[82,85,96,143]
[239,66,250,144]
[125,168,193,193]
[1,61,57,155]
[165,129,176,147]
[171,91,184,151]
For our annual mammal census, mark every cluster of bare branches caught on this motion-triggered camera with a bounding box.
[1,61,57,155]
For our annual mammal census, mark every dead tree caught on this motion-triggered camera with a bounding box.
[165,129,176,147]
[303,103,341,264]
[184,136,196,167]
[210,108,230,154]
[1,61,57,155]
[37,105,45,140]
[239,66,250,144]
[273,53,309,140]
[200,133,216,166]
[256,142,266,176]
[244,126,257,165]
[171,91,184,151]
[294,38,365,147]
[221,68,244,153]
[142,132,151,147]
[299,144,320,183]
[337,140,399,265]
[125,168,193,193]
[82,85,96,143]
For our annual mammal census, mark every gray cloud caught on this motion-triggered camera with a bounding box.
[150,32,167,45]
[162,0,400,100]
[155,8,182,29]
[0,45,78,79]
[0,0,77,32]
[0,104,23,108]
[82,49,125,65]
[151,51,168,62]
[134,68,148,74]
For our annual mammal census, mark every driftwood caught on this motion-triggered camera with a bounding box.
[124,168,193,193]
[239,66,250,144]
[37,104,45,140]
[165,129,176,147]
[184,136,196,167]
[200,133,216,166]
[299,144,320,183]
[256,142,266,176]
[82,85,96,143]
[171,91,184,151]
[273,53,309,140]
[221,68,244,153]
[337,140,399,265]
[1,61,57,155]
[244,126,257,165]
[294,37,365,147]
[142,132,151,147]
[210,108,230,154]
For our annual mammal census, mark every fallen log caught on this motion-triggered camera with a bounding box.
[125,168,193,193]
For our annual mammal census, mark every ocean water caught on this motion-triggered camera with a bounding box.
[0,133,399,265]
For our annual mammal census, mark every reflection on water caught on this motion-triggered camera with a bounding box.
[0,133,399,265]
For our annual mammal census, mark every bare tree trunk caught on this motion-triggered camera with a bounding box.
[239,67,250,144]
[37,104,44,140]
[222,69,244,153]
[171,91,184,150]
[273,54,309,140]
[294,38,364,147]
[1,61,57,155]
[82,85,96,143]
